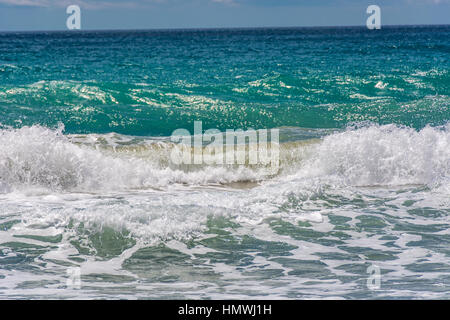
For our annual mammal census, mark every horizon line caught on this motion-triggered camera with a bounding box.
[0,23,449,34]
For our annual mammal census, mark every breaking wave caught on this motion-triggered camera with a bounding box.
[0,123,449,194]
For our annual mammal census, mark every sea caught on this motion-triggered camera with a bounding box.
[0,25,449,299]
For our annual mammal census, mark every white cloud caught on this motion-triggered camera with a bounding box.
[0,0,140,9]
[406,0,450,3]
[0,0,49,6]
[211,0,237,6]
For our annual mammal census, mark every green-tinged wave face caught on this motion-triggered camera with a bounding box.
[1,26,449,136]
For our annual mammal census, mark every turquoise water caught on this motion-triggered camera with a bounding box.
[0,26,449,299]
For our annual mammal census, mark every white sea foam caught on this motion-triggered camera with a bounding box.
[297,123,450,187]
[1,122,448,244]
[0,123,449,194]
[1,124,449,300]
[0,125,266,193]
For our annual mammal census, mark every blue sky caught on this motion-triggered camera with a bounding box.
[0,0,449,31]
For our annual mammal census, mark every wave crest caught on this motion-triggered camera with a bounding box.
[296,123,450,187]
[0,125,268,193]
[1,123,449,194]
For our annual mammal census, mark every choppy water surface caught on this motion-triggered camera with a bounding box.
[0,26,449,299]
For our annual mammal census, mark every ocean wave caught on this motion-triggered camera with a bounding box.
[293,123,450,187]
[0,123,449,194]
[0,125,272,193]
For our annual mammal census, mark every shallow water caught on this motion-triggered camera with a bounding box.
[0,124,449,299]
